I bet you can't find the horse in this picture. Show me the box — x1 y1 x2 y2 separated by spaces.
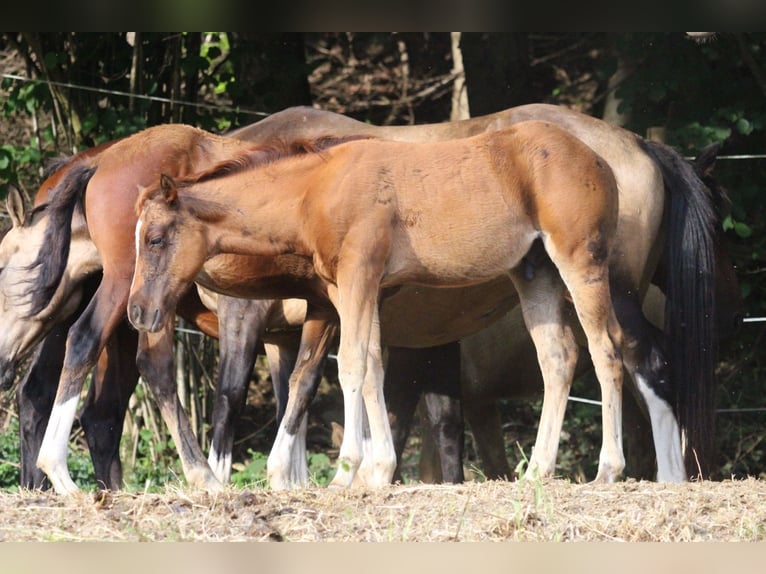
128 120 677 490
4 103 724 491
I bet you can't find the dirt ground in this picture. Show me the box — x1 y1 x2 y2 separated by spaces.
0 477 764 542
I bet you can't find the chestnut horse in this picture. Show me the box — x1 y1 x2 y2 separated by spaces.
0 128 329 494
128 121 643 488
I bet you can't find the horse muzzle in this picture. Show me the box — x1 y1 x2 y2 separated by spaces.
128 303 164 333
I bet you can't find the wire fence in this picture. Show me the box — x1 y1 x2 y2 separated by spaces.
2 71 765 415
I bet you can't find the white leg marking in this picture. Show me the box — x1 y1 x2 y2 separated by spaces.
635 376 687 483
290 415 308 485
208 446 232 484
37 395 80 495
267 423 302 490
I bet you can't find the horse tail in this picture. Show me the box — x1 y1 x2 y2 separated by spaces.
26 161 97 317
637 138 719 478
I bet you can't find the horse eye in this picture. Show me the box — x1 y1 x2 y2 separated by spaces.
148 235 165 248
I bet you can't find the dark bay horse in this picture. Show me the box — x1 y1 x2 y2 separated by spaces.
128 121 654 488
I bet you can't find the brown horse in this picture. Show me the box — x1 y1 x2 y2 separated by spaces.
127 121 638 488
1 177 308 489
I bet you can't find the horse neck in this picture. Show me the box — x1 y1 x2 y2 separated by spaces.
193 164 314 258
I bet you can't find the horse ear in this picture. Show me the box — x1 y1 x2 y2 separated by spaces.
5 184 26 228
159 173 178 205
694 141 723 179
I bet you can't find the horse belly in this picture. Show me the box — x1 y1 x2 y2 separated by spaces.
385 217 535 287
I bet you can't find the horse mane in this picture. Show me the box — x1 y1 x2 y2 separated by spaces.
179 134 373 188
42 154 74 180
24 162 97 317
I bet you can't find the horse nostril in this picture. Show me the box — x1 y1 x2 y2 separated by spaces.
151 308 161 332
129 303 142 325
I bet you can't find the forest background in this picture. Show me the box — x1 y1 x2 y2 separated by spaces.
0 32 764 490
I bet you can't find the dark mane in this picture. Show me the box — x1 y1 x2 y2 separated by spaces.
24 162 97 317
43 155 75 180
178 135 374 188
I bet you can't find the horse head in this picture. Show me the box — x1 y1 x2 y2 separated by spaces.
129 174 210 333
0 186 96 389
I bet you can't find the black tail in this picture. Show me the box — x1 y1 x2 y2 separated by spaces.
637 138 720 479
25 162 97 316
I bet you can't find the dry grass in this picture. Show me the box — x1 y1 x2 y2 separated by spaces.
1 477 764 542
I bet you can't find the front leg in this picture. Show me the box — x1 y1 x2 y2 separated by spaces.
37 281 128 495
136 319 221 492
354 304 396 487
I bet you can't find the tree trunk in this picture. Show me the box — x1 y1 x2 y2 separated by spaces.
601 36 635 127
450 32 470 121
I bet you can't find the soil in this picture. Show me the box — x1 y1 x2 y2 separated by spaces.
0 477 764 542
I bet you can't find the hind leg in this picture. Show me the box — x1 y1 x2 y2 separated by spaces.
552 263 626 483
37 281 130 495
612 288 685 482
267 307 338 489
18 322 72 490
509 265 580 480
207 296 269 484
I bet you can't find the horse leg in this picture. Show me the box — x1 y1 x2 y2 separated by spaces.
135 320 221 491
417 343 464 483
509 266 579 480
17 321 72 490
79 319 139 490
36 281 130 495
207 296 270 484
384 346 426 483
622 389 656 480
358 303 397 487
267 306 338 489
417 400 442 483
552 262 626 483
612 288 685 482
463 399 512 480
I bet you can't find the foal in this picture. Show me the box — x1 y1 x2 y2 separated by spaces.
128 121 628 488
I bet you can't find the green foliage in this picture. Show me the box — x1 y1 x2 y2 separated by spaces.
121 428 184 493
230 449 269 488
0 418 21 488
230 449 335 488
0 417 95 491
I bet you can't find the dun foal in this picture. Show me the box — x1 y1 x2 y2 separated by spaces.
128 121 630 488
